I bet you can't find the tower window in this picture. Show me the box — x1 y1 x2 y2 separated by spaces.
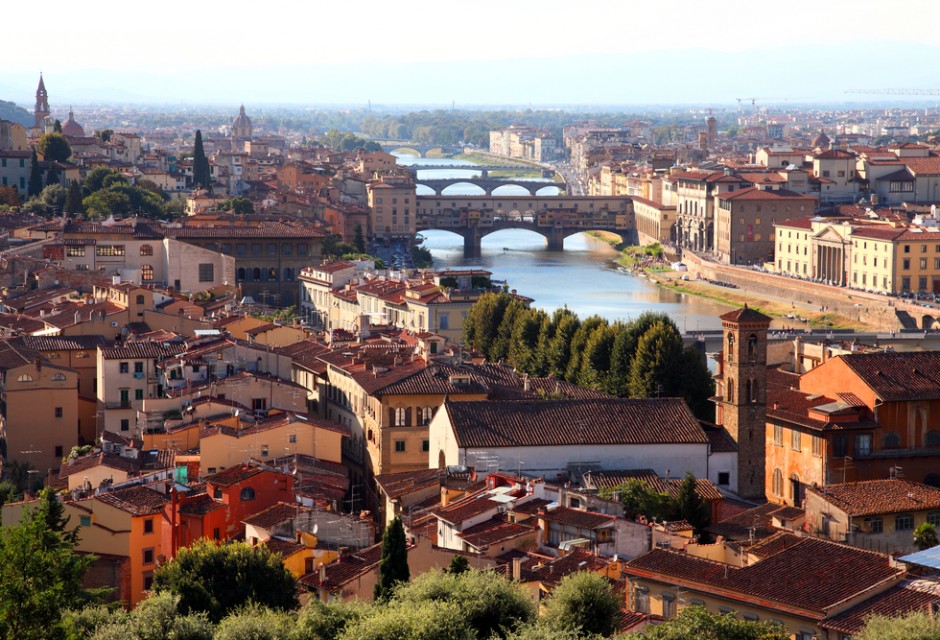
747 334 758 361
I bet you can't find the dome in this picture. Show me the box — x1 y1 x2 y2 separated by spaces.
812 131 830 148
61 108 85 137
232 105 252 131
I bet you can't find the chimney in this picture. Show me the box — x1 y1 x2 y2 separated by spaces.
318 563 327 582
512 556 522 581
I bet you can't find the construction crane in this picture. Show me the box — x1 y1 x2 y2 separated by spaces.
846 88 940 96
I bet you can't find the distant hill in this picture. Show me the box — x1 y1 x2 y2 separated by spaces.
0 100 32 127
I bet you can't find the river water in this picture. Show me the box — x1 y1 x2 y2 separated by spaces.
400 155 734 330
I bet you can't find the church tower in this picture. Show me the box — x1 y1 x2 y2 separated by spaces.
34 74 50 130
715 305 771 499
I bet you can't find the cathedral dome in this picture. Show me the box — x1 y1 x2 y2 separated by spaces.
232 105 252 135
61 108 85 137
812 131 831 149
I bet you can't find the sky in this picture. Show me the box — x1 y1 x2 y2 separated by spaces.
3 0 940 106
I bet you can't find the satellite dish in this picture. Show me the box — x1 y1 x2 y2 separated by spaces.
313 524 318 535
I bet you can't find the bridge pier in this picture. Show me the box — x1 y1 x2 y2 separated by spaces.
546 228 565 252
463 227 482 259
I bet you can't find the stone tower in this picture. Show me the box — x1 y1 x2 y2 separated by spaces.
715 305 771 499
34 74 50 130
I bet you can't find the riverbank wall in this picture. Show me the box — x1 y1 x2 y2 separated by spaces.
679 252 905 332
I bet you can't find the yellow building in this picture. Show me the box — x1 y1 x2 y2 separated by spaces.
367 175 417 241
632 196 675 246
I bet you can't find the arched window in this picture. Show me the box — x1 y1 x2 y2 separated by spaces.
926 431 940 447
727 333 735 362
141 265 154 281
790 473 802 504
726 378 734 403
882 432 901 449
748 334 758 361
252 268 261 281
746 380 752 404
140 244 153 256
240 487 255 501
51 373 66 381
751 380 759 403
17 374 33 382
237 268 246 280
772 468 783 496
268 267 278 281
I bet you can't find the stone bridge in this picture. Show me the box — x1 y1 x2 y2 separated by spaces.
379 141 461 157
416 177 566 196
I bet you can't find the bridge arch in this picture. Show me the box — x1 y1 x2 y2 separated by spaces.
390 147 422 157
923 315 936 330
438 182 487 196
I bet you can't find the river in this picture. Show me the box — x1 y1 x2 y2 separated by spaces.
399 154 735 330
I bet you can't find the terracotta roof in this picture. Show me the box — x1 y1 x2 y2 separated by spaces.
59 452 140 478
204 465 264 487
101 342 184 360
583 469 724 502
459 517 536 550
243 502 308 529
179 493 226 516
264 537 306 558
721 187 815 202
807 479 940 517
538 506 618 529
169 223 328 239
706 502 797 541
837 352 940 402
444 398 707 449
719 306 772 325
17 335 107 351
530 548 611 587
299 544 384 592
95 485 168 516
372 362 489 397
820 579 940 635
626 532 902 614
374 468 441 501
702 423 739 453
433 490 506 526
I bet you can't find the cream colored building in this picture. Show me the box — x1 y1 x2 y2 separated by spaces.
367 176 417 241
97 342 183 436
632 196 675 245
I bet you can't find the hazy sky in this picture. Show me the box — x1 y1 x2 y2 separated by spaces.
4 0 940 105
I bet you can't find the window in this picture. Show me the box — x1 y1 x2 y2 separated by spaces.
661 592 676 618
143 548 154 565
634 587 649 614
120 419 130 431
743 613 759 622
394 440 406 452
903 259 911 270
135 389 143 401
864 516 883 533
268 243 277 255
289 434 297 444
689 598 705 607
422 439 430 452
144 518 153 534
251 243 261 256
240 487 256 501
928 511 940 527
420 406 433 426
66 245 86 257
80 516 91 526
134 362 144 373
252 398 267 412
718 471 730 486
926 431 940 447
812 435 823 457
55 406 63 418
774 423 783 446
394 407 407 427
16 373 32 382
55 445 63 457
198 263 215 282
882 432 901 449
856 434 872 456
119 362 129 374
140 244 153 256
896 513 915 531
143 573 154 591
772 468 783 496
96 245 126 256
791 428 801 451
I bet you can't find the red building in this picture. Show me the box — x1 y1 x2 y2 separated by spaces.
163 464 296 558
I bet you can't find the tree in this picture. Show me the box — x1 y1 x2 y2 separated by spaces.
564 315 605 383
674 472 710 536
0 488 96 640
212 603 295 640
83 184 166 218
628 321 684 399
0 185 21 207
95 129 114 142
855 610 940 640
914 522 939 551
294 599 367 640
680 345 716 421
152 539 298 623
65 179 85 214
373 516 410 602
28 148 43 197
544 310 579 378
393 568 535 639
54 118 63 133
74 592 213 640
353 224 366 253
219 196 254 214
38 132 72 163
339 600 473 640
611 479 672 522
84 167 124 194
463 292 516 359
576 323 618 390
446 555 471 575
41 183 67 210
542 572 620 638
192 130 211 190
640 606 789 640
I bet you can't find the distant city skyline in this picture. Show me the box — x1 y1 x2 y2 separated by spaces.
3 0 940 106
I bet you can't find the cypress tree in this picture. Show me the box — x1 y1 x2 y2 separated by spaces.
27 149 43 198
373 516 409 602
53 119 62 133
193 130 211 190
353 224 366 253
675 472 710 537
64 180 84 215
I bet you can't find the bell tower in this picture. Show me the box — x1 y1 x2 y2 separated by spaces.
34 74 50 130
715 305 771 499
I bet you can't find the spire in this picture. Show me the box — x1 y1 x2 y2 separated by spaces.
239 104 246 115
37 73 46 93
